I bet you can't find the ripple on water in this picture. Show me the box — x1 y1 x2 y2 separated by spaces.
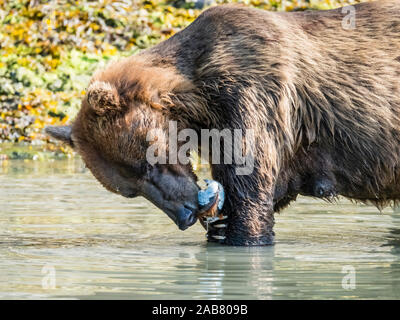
1 159 400 299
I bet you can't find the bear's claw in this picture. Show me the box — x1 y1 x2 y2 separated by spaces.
211 235 226 240
213 224 227 228
204 214 229 244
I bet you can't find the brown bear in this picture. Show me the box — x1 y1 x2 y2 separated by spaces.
47 1 400 246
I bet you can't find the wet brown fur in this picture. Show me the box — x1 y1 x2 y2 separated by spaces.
70 1 400 245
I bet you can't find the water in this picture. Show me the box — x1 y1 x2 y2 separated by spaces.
1 159 400 299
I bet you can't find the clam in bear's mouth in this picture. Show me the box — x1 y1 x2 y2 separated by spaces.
197 180 227 241
197 179 225 218
197 192 220 218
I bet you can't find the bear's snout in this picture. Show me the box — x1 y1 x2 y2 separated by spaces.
176 206 198 231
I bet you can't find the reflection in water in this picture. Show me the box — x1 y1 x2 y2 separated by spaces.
1 159 400 299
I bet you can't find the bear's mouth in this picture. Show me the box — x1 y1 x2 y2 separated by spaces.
162 204 198 230
139 179 199 231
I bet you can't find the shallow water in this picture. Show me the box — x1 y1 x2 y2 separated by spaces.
1 159 400 299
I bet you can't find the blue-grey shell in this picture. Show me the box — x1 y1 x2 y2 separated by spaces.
198 179 225 210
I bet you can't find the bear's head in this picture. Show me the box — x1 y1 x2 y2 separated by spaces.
46 57 201 231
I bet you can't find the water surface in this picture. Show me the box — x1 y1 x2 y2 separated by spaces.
1 159 400 299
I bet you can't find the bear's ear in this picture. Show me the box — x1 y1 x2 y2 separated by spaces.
86 81 121 116
45 125 74 147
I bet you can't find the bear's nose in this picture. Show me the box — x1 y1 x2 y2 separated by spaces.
177 206 197 231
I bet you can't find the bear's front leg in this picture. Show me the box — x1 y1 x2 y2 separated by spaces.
208 166 276 246
210 198 275 246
